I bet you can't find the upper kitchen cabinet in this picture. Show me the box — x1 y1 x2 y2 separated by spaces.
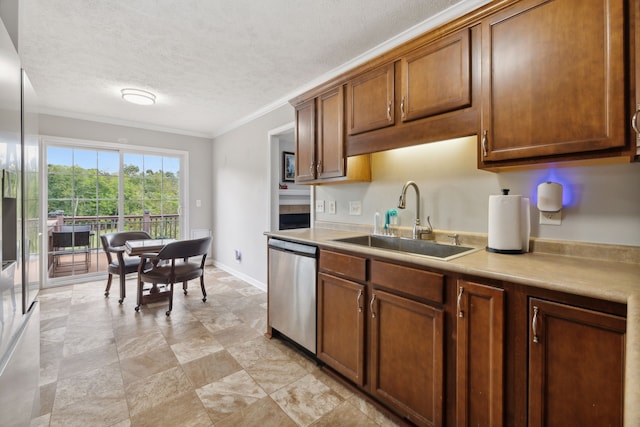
293 86 371 185
399 28 471 123
294 98 316 182
347 25 481 156
317 87 346 179
479 0 631 168
346 63 395 135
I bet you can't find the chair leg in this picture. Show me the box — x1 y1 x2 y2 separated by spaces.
183 281 188 295
135 278 144 312
166 282 174 316
118 274 126 304
104 274 113 297
200 276 207 303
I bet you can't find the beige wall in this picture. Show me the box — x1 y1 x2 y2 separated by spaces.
315 136 640 246
211 104 294 289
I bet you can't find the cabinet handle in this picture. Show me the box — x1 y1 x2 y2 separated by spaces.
532 306 540 343
457 286 464 318
316 161 322 175
400 96 405 119
309 162 314 175
370 294 376 318
632 104 640 136
357 289 363 313
482 130 488 157
386 101 392 122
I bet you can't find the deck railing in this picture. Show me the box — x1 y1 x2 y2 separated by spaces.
48 213 180 249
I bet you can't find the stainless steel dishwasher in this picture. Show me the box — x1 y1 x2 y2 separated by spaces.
268 238 317 353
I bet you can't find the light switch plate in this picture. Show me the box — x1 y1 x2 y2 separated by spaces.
349 200 362 216
315 200 325 213
327 200 336 214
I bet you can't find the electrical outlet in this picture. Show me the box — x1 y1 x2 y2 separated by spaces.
328 200 336 214
349 201 362 216
315 200 325 213
195 199 202 207
539 211 562 225
234 250 242 262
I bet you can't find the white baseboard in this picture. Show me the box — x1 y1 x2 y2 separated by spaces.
211 260 267 292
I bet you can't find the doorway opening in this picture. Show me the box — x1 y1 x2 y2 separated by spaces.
268 123 312 232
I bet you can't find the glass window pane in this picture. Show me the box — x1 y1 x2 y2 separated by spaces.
97 151 119 175
48 147 73 167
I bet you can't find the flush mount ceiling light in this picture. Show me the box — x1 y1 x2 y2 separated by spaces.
121 88 156 105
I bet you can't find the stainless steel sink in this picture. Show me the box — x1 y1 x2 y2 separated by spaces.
332 235 479 260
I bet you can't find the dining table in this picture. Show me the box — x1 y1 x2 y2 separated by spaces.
124 238 177 311
124 238 176 256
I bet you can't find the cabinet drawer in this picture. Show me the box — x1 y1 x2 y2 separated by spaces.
319 250 366 282
371 260 444 304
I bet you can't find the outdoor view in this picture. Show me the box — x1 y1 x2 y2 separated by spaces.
47 146 182 279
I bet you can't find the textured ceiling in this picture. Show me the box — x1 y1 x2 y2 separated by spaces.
18 0 484 138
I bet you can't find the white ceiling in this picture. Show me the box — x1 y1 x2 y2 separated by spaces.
18 0 485 139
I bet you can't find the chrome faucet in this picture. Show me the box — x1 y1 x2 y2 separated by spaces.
398 181 434 240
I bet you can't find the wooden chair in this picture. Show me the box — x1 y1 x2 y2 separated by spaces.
100 230 151 303
135 236 211 316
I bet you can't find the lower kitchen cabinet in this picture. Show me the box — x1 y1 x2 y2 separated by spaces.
528 298 626 427
370 289 444 427
317 272 366 386
314 247 627 426
456 280 504 427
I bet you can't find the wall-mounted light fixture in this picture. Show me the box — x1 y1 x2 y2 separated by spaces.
537 181 563 225
121 88 156 105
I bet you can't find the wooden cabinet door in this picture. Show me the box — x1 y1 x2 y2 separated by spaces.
480 0 626 163
400 28 471 122
317 86 345 179
528 298 626 427
346 63 395 135
456 280 504 427
369 289 443 427
294 98 316 182
317 272 366 386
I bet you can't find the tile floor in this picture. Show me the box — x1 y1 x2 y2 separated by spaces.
31 267 398 427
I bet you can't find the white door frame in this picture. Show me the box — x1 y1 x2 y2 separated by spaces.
267 122 313 232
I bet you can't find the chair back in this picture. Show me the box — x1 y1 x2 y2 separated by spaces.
100 231 152 264
156 237 211 260
52 230 90 248
60 224 91 233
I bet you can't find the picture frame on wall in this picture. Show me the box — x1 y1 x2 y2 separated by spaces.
283 152 295 182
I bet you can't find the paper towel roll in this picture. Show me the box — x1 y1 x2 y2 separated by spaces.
488 194 522 251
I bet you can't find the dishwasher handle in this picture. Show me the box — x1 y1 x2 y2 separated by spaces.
268 238 318 257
